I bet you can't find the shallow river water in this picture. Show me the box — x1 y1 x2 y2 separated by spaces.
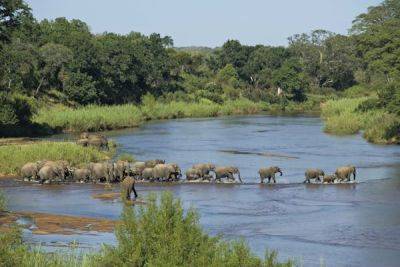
2 115 400 266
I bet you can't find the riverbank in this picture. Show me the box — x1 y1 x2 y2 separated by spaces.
321 97 400 144
32 98 321 133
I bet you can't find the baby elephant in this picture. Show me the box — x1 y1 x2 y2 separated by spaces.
258 166 283 183
121 176 138 201
323 174 336 184
304 168 325 183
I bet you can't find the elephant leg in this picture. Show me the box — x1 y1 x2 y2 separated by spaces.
267 176 271 183
272 174 276 183
260 177 264 184
132 185 138 199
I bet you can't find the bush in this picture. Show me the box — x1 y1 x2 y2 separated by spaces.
364 113 400 144
90 192 292 267
356 98 381 112
0 92 36 126
378 81 400 115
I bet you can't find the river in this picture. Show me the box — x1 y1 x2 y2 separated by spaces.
2 115 400 266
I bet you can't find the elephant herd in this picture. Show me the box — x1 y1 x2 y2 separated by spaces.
20 159 181 184
20 156 357 185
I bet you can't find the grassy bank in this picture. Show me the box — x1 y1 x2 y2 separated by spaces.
32 97 322 133
0 141 113 175
33 99 266 132
321 97 400 144
0 191 292 267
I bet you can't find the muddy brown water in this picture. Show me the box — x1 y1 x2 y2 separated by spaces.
2 115 400 266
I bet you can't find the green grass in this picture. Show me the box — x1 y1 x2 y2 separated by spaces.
33 104 143 132
33 99 267 133
321 97 400 144
0 192 292 267
0 141 112 175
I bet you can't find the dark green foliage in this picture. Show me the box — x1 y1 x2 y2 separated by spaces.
356 98 381 112
64 71 98 104
0 92 35 125
378 81 400 115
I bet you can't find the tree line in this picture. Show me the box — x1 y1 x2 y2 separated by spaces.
0 0 399 126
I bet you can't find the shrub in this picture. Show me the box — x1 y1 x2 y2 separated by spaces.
90 192 292 267
0 92 36 126
364 113 400 144
356 98 381 112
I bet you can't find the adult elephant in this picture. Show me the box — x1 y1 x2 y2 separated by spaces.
145 159 165 168
192 163 215 179
185 168 203 181
88 162 115 183
87 135 108 150
20 161 46 181
215 166 242 183
114 160 130 182
335 166 356 182
76 138 89 147
121 177 138 201
141 167 154 181
128 161 146 178
152 163 181 182
72 168 91 183
42 160 71 182
304 168 325 183
258 166 283 183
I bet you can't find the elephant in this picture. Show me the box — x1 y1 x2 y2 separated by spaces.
77 133 108 150
192 163 216 179
185 168 203 181
128 161 146 178
38 165 58 184
141 167 154 181
21 161 47 181
335 165 356 182
304 168 325 183
168 163 182 181
87 135 109 150
152 163 181 182
72 168 91 183
41 160 71 182
258 166 282 184
76 138 89 147
114 160 130 182
88 162 115 183
215 166 242 183
145 159 165 168
121 177 138 201
323 174 336 184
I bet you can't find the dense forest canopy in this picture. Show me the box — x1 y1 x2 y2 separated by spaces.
0 0 399 126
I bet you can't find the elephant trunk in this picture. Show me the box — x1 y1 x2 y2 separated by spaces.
279 171 283 176
237 171 243 183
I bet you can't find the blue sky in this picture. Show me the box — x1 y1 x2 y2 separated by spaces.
26 0 382 47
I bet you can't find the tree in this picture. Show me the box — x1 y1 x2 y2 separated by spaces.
36 43 73 95
272 60 308 102
64 71 98 104
0 0 31 43
351 0 400 82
